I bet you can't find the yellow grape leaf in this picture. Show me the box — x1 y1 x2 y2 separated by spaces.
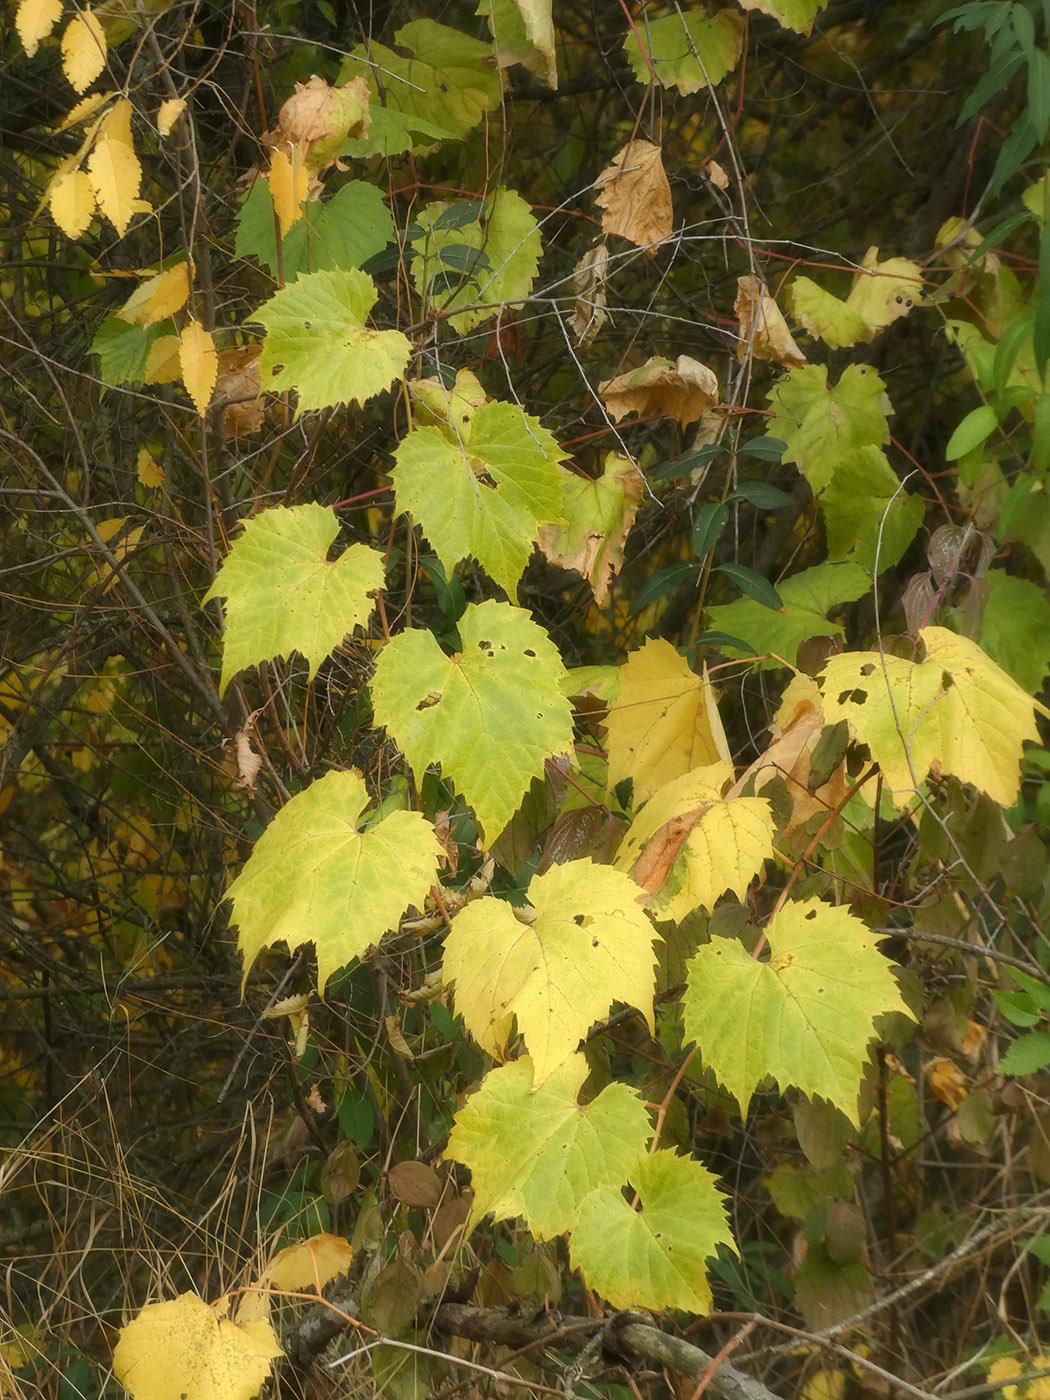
845 247 923 332
538 453 644 607
735 275 806 369
267 145 309 236
599 355 718 427
179 322 218 416
593 139 672 252
112 1292 282 1400
136 447 165 489
87 98 143 235
48 165 95 238
443 858 657 1084
261 1233 353 1292
615 764 774 921
61 10 106 93
605 638 730 802
16 0 63 57
119 262 191 326
144 334 182 385
820 626 1048 808
157 97 186 135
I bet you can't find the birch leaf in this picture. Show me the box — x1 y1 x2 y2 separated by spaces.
62 9 106 93
48 166 95 239
16 0 63 57
87 98 143 235
119 263 191 327
179 322 218 417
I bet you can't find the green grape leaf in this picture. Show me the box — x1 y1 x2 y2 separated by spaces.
615 764 774 921
445 1054 651 1238
339 19 502 151
537 453 644 607
391 400 566 597
706 562 871 668
737 0 828 36
224 770 442 993
91 313 166 387
820 626 1048 807
370 599 573 844
820 446 925 572
570 1150 734 1313
478 0 558 88
235 180 395 279
409 188 542 332
683 897 913 1122
443 859 657 1083
768 364 889 492
202 504 384 695
624 10 744 94
789 276 870 349
971 569 1050 692
255 268 410 412
791 253 922 350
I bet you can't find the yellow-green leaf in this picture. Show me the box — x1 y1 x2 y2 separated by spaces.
371 600 573 845
16 0 63 57
202 503 385 695
119 262 191 326
570 1151 734 1313
48 165 95 238
144 333 182 386
179 321 218 416
820 627 1048 808
224 769 442 993
443 858 657 1083
478 0 557 88
446 1055 651 1238
61 9 106 93
157 96 186 135
112 1292 283 1400
624 9 743 94
87 98 142 235
736 0 828 36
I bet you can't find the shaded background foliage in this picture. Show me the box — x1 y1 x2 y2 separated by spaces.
2 1 1050 1398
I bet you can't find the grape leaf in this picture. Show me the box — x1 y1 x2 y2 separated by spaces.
791 251 922 350
254 269 410 412
736 0 828 36
605 638 731 802
391 400 566 597
442 858 657 1083
203 504 384 695
789 277 870 349
615 763 774 920
224 769 441 993
338 19 501 156
820 446 924 572
90 314 166 387
706 561 871 669
570 1150 734 1313
683 897 913 1122
820 626 1047 807
445 1054 651 1238
409 188 542 333
768 363 889 492
478 0 558 88
235 180 395 280
370 599 574 844
624 10 744 94
113 1292 283 1400
971 569 1050 692
538 454 644 606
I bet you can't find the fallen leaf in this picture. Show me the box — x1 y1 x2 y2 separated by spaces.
735 274 807 369
599 354 718 427
594 140 673 253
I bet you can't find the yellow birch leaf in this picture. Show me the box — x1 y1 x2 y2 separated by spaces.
118 262 191 326
605 637 731 802
61 9 106 93
87 98 142 235
16 0 63 57
268 145 308 236
144 334 182 385
55 89 114 130
48 166 95 238
137 447 165 489
157 96 186 136
179 323 219 416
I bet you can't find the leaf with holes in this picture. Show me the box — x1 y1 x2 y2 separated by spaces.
624 9 744 93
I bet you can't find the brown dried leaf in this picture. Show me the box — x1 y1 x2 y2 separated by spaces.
599 354 718 427
570 241 610 347
593 140 673 253
270 74 370 172
703 159 730 191
215 344 264 439
387 1160 442 1208
735 275 807 369
926 1056 968 1112
631 806 707 894
234 723 263 792
537 452 644 606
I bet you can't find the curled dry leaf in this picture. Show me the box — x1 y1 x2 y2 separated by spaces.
233 723 263 792
703 159 730 191
735 275 807 369
215 344 264 438
593 140 673 253
537 452 644 606
268 74 371 173
599 354 719 427
570 241 610 347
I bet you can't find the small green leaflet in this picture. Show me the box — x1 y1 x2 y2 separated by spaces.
235 180 395 279
445 1054 651 1238
682 897 913 1123
569 1150 735 1314
442 858 657 1084
203 504 384 695
624 10 744 94
391 399 565 597
255 268 410 412
409 188 542 333
768 363 889 492
370 599 573 844
224 770 442 994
